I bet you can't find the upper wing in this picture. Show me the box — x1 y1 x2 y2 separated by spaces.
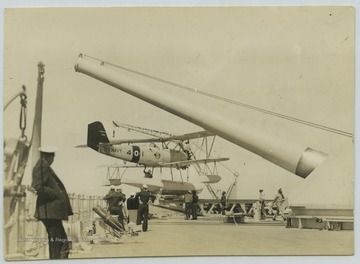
159 157 229 168
102 129 215 146
100 138 164 145
162 131 215 141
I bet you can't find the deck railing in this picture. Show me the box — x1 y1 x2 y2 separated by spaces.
4 188 105 260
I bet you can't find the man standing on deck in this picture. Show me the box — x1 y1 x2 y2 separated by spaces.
184 190 193 220
136 184 155 227
272 188 286 221
31 147 73 259
126 192 139 224
259 189 266 220
220 191 227 215
104 185 116 205
104 185 126 229
116 187 127 228
191 190 199 220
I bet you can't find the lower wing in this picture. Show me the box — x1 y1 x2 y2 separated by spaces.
159 157 229 168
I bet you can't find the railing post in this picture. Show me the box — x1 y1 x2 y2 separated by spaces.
17 187 27 256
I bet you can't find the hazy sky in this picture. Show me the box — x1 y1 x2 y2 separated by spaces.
2 6 355 203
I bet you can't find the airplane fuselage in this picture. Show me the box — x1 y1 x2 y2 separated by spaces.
98 143 188 167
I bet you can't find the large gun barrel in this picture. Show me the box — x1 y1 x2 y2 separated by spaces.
75 55 327 178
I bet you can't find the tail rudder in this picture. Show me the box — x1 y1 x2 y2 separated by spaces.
88 121 110 151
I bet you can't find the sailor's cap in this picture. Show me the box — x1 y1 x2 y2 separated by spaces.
130 192 136 196
39 146 57 153
142 184 148 189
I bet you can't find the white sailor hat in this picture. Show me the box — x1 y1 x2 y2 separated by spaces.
39 146 57 153
130 192 136 196
142 184 148 189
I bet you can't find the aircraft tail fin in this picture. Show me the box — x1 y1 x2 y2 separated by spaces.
88 121 110 151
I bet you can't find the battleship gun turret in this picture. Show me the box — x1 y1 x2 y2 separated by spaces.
74 55 327 179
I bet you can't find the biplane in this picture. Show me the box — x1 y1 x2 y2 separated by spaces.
79 121 228 180
76 121 230 198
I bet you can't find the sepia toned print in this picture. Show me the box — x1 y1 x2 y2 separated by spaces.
3 6 354 261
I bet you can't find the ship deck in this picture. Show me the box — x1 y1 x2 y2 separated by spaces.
69 206 354 259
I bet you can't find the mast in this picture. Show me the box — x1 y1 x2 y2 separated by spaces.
31 62 45 163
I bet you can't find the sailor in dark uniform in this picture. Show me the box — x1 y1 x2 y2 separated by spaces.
104 185 126 229
191 190 199 220
31 146 73 259
135 184 155 226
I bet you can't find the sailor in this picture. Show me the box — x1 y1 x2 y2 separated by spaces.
126 192 139 224
104 185 116 200
103 185 116 211
191 190 199 220
135 184 155 226
116 187 127 226
272 188 286 221
184 190 193 220
104 185 126 229
31 146 73 259
220 191 227 215
259 189 266 220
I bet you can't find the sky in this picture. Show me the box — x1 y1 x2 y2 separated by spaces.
1 1 359 264
2 5 355 202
